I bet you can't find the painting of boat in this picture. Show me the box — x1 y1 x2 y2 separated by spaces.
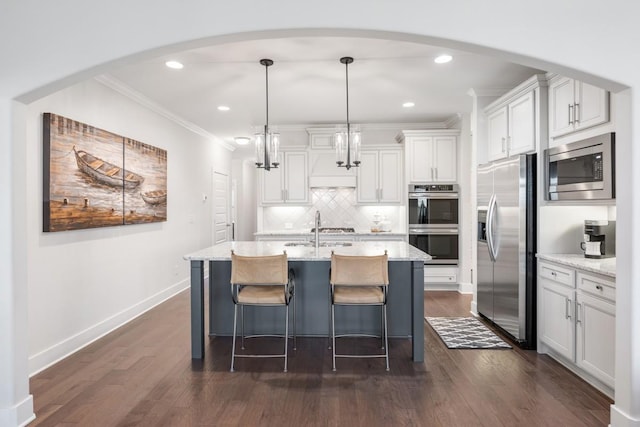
43 113 167 232
141 190 167 205
73 146 144 189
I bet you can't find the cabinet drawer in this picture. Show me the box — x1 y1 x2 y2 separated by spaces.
577 272 615 302
539 262 574 287
424 267 457 284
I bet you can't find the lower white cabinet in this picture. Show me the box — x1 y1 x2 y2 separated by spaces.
538 260 615 392
424 266 457 285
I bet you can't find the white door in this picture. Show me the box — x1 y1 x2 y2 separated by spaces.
575 81 609 131
539 279 575 361
357 151 379 203
378 150 402 203
508 91 535 156
433 136 457 182
487 107 508 161
407 137 433 183
213 171 230 244
549 77 575 137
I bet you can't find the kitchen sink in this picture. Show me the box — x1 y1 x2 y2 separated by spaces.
284 241 353 247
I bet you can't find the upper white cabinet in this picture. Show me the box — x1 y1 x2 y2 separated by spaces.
548 75 609 138
399 130 459 184
260 151 308 205
357 149 403 204
484 75 545 162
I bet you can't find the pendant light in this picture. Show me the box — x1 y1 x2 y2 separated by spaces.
335 56 361 170
255 58 280 171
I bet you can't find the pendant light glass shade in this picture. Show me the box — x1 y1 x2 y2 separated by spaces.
255 59 280 171
335 56 361 170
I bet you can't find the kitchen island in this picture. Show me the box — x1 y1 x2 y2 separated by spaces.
184 241 430 363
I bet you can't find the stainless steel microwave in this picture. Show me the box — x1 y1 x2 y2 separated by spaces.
545 132 615 200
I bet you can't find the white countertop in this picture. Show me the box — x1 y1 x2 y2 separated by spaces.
537 254 616 278
184 241 430 262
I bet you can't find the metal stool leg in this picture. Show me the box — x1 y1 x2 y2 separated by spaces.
331 303 336 371
231 304 238 372
284 305 289 372
241 305 245 350
384 304 389 371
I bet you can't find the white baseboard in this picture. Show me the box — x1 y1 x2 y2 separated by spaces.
28 278 192 376
470 300 478 316
610 404 640 427
424 282 458 291
0 395 34 427
458 281 473 294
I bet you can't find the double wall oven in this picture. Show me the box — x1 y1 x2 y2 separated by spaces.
408 184 459 265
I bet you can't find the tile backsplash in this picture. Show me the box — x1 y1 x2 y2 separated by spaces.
261 188 404 232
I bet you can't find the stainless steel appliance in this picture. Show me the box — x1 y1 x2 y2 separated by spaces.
409 184 459 265
581 220 616 258
546 132 615 200
477 154 536 348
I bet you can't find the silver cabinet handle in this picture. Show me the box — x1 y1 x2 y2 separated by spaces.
565 298 572 319
576 302 582 324
574 103 580 123
569 104 574 125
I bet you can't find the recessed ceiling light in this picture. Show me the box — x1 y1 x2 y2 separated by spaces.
165 60 184 69
234 137 250 145
217 106 230 112
434 54 453 64
403 102 415 108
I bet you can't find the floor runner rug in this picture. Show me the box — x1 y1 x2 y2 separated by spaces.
425 316 512 349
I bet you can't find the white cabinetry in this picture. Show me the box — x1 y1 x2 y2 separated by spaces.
548 75 609 138
260 151 308 205
357 149 402 204
484 75 544 162
399 130 458 184
538 260 615 393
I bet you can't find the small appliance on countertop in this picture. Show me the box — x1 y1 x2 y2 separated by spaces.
581 220 616 259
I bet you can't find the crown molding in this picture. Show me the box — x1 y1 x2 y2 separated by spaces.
94 74 235 152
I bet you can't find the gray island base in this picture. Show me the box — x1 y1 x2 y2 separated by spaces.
184 241 430 363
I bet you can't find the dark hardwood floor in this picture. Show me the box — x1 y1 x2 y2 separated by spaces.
29 291 612 426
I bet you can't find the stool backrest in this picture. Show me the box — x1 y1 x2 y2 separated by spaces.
330 252 389 286
230 251 288 285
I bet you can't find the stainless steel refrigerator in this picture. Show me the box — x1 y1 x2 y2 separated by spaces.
477 153 536 348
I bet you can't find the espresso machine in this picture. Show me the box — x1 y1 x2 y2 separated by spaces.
581 220 616 258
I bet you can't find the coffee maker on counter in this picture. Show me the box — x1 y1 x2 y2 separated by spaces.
581 220 616 259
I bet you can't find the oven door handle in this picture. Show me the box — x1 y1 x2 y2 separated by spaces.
409 192 458 199
409 228 458 234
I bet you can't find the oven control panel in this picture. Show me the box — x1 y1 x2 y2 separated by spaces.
409 184 458 192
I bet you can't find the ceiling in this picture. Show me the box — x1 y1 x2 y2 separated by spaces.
106 36 543 154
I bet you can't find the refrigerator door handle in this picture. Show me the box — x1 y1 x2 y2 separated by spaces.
486 194 497 262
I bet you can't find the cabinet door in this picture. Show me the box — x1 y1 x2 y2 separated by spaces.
574 81 609 131
260 167 284 204
539 279 575 361
284 152 308 203
508 91 535 156
378 150 402 203
487 107 508 161
433 136 457 182
407 137 433 183
576 291 616 388
549 77 576 138
357 151 380 203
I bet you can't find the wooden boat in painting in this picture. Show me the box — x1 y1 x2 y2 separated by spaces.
73 146 144 189
141 190 167 205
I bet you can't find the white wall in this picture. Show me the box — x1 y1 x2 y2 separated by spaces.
25 79 230 374
457 114 473 293
2 2 640 426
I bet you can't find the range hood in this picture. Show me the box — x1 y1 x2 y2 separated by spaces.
309 152 357 187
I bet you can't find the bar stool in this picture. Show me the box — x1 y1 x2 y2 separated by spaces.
230 250 295 372
329 250 390 371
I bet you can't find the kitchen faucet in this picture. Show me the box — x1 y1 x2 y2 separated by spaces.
314 210 321 249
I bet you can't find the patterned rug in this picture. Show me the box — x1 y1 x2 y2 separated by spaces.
425 317 512 349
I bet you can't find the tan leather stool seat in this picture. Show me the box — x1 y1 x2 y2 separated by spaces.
333 286 384 304
237 285 287 305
